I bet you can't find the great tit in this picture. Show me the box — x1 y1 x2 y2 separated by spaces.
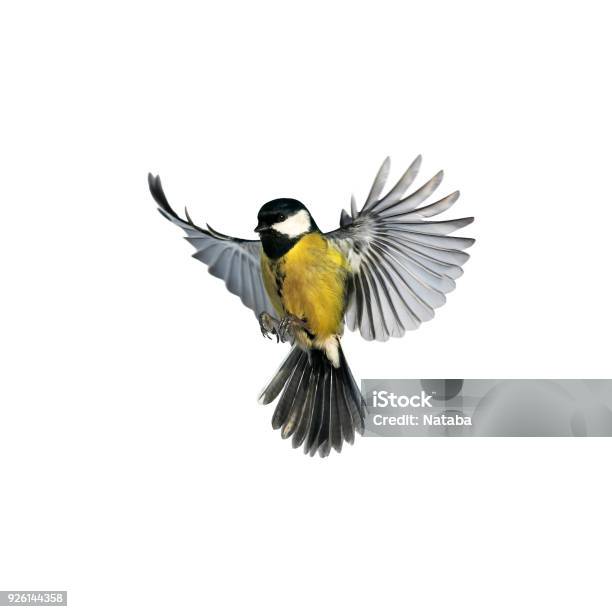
149 156 474 457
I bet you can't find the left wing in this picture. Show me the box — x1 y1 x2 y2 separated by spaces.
327 156 475 341
149 173 274 318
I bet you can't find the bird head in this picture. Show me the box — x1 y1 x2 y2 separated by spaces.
254 198 317 238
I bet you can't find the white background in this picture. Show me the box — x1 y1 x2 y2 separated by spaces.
1 1 611 610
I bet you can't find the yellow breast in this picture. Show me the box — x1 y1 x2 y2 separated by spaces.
261 233 349 341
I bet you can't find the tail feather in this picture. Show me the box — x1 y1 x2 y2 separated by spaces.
305 360 328 456
338 349 366 435
260 344 366 456
290 369 316 449
329 368 344 452
317 368 333 457
332 367 354 446
271 351 307 431
258 348 301 405
279 354 309 439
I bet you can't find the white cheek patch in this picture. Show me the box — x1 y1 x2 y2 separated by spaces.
272 209 311 238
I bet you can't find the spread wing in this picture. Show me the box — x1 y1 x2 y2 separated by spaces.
327 156 475 341
149 173 274 317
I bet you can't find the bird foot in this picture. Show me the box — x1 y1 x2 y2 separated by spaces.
258 312 308 343
277 314 309 343
259 312 281 342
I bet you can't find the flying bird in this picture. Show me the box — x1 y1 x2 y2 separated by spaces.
149 156 474 456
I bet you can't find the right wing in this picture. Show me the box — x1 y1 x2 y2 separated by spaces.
327 156 475 341
149 173 274 318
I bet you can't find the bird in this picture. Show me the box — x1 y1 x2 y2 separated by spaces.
148 155 475 457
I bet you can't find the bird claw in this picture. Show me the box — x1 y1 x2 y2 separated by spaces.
258 312 308 344
278 317 291 342
278 314 308 343
259 312 280 342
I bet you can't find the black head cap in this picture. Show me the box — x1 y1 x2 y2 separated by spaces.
255 198 317 233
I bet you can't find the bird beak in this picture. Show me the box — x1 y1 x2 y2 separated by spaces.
254 221 269 233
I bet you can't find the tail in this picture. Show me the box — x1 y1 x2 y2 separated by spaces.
258 344 366 457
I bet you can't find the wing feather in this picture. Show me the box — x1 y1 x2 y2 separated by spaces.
149 173 274 318
327 156 474 341
375 154 422 210
363 157 391 212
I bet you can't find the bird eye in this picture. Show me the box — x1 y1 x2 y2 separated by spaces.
278 214 286 222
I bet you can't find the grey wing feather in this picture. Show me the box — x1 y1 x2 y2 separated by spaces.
148 173 274 317
327 156 475 341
